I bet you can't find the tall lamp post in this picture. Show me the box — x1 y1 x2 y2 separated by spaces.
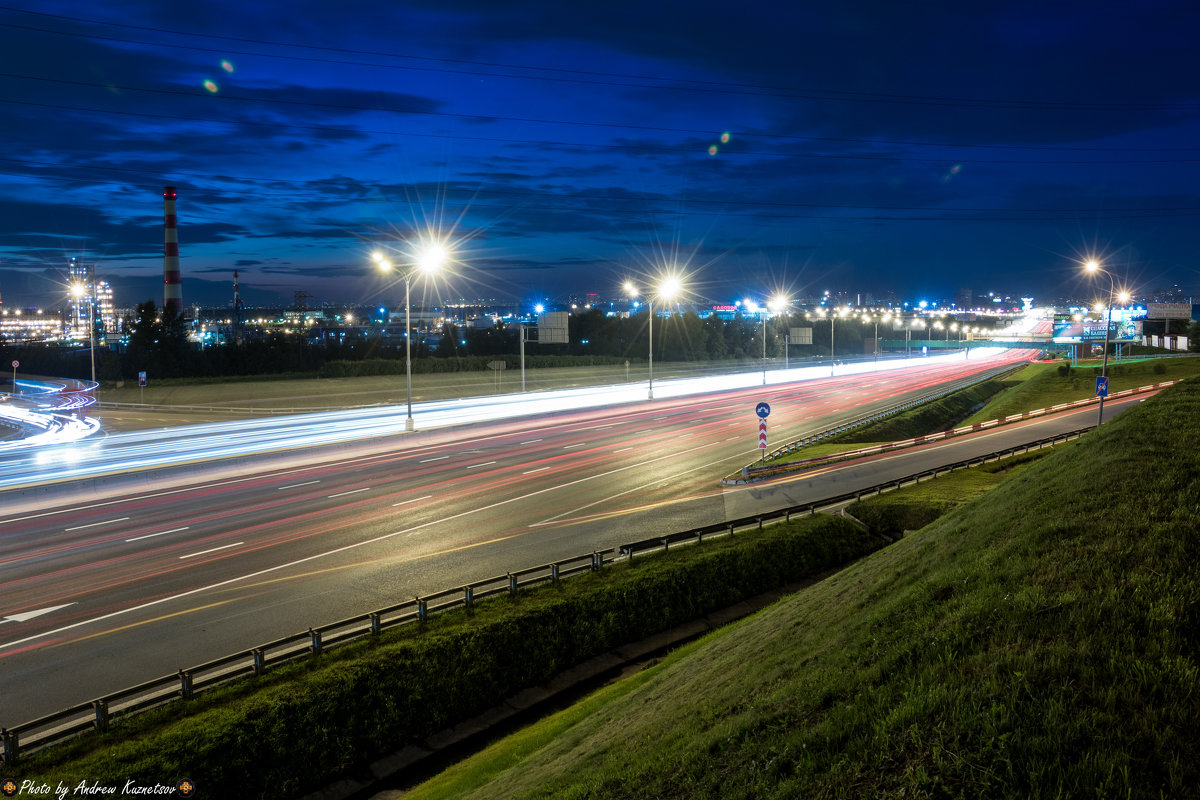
1084 259 1130 426
374 242 447 431
762 295 788 385
70 283 95 384
626 276 680 400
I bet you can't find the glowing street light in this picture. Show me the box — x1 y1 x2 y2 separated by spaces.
1082 258 1129 426
70 282 95 384
626 275 682 400
760 295 789 385
373 238 449 431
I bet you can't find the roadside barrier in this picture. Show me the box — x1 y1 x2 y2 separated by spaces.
0 424 1091 764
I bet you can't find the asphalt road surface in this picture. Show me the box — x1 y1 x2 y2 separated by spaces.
1 350 1108 725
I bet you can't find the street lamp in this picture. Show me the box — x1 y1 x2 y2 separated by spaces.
627 276 680 400
373 241 448 431
1083 259 1130 426
70 283 95 384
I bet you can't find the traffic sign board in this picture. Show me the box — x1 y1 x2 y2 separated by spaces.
10 361 17 368
1095 376 1109 397
758 419 767 449
138 371 147 387
755 402 771 418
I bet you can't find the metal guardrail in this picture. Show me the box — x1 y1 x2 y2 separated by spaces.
760 364 1023 463
0 423 1092 764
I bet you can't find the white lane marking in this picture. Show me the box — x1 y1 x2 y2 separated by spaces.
562 443 587 449
393 495 432 507
467 461 497 469
653 415 669 420
0 604 76 624
126 526 189 543
65 517 130 532
419 456 449 463
179 542 244 560
520 439 543 445
613 447 633 453
328 487 370 499
523 467 550 474
0 441 750 652
278 480 320 490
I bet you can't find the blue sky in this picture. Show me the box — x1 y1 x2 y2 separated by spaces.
1 0 1198 310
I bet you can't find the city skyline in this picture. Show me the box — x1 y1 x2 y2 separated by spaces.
2 1 1198 310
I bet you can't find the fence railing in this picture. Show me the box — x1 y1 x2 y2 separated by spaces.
1 423 1092 765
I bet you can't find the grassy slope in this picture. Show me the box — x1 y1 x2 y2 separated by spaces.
408 379 1200 799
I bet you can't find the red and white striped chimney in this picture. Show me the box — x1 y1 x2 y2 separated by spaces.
163 186 182 314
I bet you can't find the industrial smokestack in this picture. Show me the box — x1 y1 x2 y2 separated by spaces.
163 186 182 314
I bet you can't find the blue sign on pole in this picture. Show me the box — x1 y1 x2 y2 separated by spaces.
138 371 147 387
755 402 771 418
1095 376 1108 397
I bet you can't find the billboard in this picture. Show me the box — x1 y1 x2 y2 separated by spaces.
1051 309 1143 344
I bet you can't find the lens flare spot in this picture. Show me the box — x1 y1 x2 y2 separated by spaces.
203 80 219 93
950 164 961 174
220 60 234 73
708 145 718 156
720 132 731 144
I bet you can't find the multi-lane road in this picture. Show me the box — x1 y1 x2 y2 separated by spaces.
0 349 1114 724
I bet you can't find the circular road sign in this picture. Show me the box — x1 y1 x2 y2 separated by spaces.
10 361 17 368
755 402 771 418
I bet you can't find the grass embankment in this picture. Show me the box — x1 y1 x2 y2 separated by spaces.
405 377 1200 800
767 355 1200 469
961 356 1199 424
4 517 881 798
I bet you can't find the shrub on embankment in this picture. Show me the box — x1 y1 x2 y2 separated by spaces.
6 517 881 798
834 377 1009 444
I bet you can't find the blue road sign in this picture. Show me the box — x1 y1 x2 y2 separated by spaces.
755 402 771 418
138 371 147 387
1095 376 1109 397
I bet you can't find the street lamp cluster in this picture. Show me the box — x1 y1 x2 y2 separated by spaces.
624 275 683 399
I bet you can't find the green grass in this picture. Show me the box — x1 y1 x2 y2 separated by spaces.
403 378 1200 800
963 355 1200 424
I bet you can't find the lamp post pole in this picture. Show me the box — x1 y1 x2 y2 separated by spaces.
1098 301 1113 426
404 273 414 431
830 311 835 376
648 298 655 401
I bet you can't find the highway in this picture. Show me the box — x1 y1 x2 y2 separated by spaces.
0 349 1083 724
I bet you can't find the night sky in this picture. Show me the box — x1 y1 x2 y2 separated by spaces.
1 1 1197 310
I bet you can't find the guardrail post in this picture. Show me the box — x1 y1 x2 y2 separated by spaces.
2 728 18 763
179 669 193 700
661 538 669 552
551 562 560 583
591 551 602 571
309 628 322 656
463 585 474 609
416 596 427 623
369 613 381 635
508 573 518 593
757 516 763 531
252 648 266 675
696 530 704 544
92 699 109 732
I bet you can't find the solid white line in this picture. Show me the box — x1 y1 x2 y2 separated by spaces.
467 461 496 469
126 526 189 542
278 480 320 490
520 439 543 445
179 542 244 560
419 456 449 463
392 495 432 507
613 447 633 453
65 517 129 532
523 467 550 474
328 487 370 498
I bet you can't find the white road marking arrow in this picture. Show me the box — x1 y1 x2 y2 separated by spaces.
1 603 76 623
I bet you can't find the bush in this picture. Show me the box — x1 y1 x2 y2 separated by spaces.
1154 362 1167 374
